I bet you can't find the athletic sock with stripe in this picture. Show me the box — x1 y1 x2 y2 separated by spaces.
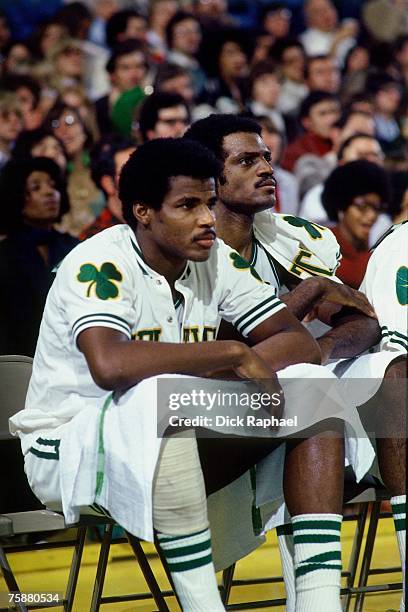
276 523 296 612
292 513 342 612
391 495 406 612
156 527 224 611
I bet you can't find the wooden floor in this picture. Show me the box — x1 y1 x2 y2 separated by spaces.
1 516 402 611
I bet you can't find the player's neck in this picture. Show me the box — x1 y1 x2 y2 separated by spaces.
135 229 187 285
216 205 254 261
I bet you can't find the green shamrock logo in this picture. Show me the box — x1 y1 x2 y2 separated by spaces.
230 252 262 281
77 262 123 300
283 215 324 240
395 266 408 306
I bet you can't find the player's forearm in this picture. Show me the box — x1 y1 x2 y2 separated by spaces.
253 329 322 371
78 327 249 390
317 315 381 364
281 277 325 321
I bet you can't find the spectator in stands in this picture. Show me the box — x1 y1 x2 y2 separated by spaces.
199 28 250 114
192 0 236 32
300 0 358 65
0 157 77 356
248 59 285 134
272 38 308 116
138 92 190 142
42 102 104 237
370 74 404 158
340 44 370 102
54 2 91 42
59 85 100 141
88 0 119 49
300 133 390 247
13 126 68 173
256 115 299 215
106 9 148 50
305 54 341 94
166 11 206 98
259 3 292 43
28 19 67 60
322 160 390 287
146 0 178 61
294 109 375 197
94 40 147 136
153 63 195 105
281 90 340 172
80 135 135 240
0 93 23 169
0 74 42 129
1 41 33 75
46 37 85 93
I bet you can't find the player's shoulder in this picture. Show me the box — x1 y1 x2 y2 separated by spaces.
371 221 407 253
58 225 132 271
253 210 341 280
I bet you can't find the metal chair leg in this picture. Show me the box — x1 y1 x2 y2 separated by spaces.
0 546 28 612
354 501 381 612
64 525 87 612
342 505 369 612
221 564 236 604
90 523 114 612
126 531 170 612
154 535 181 609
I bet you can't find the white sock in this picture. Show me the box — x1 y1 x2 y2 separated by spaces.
157 527 225 611
292 513 342 612
277 524 296 612
391 495 406 612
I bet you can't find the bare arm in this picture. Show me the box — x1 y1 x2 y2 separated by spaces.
248 307 322 370
280 276 376 321
78 327 256 391
316 310 381 364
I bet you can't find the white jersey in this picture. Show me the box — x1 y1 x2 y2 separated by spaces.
10 224 285 438
253 210 341 282
360 221 407 354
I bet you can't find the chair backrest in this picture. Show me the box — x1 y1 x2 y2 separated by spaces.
0 355 33 440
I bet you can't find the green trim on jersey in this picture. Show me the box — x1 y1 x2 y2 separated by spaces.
29 437 61 460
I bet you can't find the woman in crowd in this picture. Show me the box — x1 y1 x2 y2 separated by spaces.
13 126 68 172
0 157 78 356
322 159 391 288
42 101 104 236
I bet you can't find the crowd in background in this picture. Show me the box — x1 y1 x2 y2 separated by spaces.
0 0 407 357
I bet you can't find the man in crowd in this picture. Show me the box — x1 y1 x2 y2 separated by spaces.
281 91 340 172
80 135 136 239
138 91 190 141
94 40 147 136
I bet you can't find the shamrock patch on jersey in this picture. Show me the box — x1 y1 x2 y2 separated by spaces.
396 266 408 306
282 215 325 240
77 262 123 300
230 251 262 281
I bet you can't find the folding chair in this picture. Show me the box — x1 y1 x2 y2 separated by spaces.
0 355 174 612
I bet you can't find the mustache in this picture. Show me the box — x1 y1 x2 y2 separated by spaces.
195 229 216 240
255 176 276 189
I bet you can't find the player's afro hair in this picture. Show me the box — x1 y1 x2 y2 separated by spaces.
119 138 221 229
321 160 391 222
184 114 262 160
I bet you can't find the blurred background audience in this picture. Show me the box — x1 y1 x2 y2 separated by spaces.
0 0 406 355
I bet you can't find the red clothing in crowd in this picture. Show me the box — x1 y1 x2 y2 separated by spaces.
331 226 371 289
281 132 333 172
80 208 120 240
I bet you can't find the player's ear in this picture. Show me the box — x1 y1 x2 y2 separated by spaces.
133 202 152 226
